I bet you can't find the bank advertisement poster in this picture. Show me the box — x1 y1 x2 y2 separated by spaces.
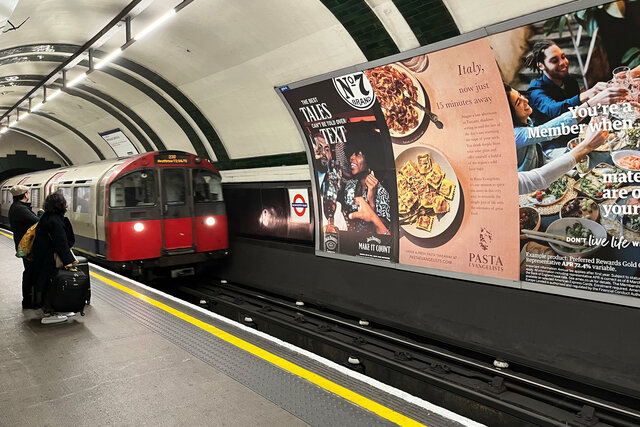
282 0 640 303
490 0 640 298
282 78 398 262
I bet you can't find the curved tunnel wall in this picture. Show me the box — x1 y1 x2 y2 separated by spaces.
0 130 65 168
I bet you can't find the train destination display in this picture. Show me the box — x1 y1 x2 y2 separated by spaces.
282 0 640 305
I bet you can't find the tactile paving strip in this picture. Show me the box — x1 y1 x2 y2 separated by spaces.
91 273 468 427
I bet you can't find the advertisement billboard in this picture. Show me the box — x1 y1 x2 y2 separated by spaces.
280 0 640 305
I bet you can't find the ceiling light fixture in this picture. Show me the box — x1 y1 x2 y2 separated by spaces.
95 48 122 70
134 9 176 41
47 89 62 100
0 1 195 127
31 101 43 112
66 72 87 88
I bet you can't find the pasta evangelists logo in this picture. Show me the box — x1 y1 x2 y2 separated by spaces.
469 227 504 271
332 72 375 110
479 227 493 251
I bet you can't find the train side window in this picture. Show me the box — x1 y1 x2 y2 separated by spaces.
73 186 91 214
30 188 40 210
110 169 156 208
58 187 72 207
192 169 223 203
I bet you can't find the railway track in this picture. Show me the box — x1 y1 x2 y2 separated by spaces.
166 278 640 426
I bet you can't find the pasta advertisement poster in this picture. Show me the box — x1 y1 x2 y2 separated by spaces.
281 0 640 304
376 39 519 280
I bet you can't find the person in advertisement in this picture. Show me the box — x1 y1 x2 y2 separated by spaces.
313 133 347 232
525 40 611 125
341 131 391 235
524 40 632 159
505 83 628 171
518 124 609 194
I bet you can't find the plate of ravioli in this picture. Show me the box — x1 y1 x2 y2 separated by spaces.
395 145 460 238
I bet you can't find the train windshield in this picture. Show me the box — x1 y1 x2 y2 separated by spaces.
109 169 156 207
193 169 223 203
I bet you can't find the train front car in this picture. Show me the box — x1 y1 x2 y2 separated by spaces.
106 151 228 279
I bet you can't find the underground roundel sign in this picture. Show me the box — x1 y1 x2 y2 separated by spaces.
288 189 310 223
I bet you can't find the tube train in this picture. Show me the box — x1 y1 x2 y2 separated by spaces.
0 151 228 279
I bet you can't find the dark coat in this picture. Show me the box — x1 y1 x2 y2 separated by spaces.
32 212 76 292
526 74 581 125
8 200 39 251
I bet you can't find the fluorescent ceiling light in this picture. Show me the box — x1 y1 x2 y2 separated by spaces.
31 101 43 112
95 48 122 70
0 127 8 134
66 72 87 88
8 120 17 127
135 9 175 41
19 111 29 120
47 89 62 100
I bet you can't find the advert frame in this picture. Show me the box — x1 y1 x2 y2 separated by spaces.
275 0 640 309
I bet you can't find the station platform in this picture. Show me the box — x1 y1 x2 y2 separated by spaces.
0 230 482 427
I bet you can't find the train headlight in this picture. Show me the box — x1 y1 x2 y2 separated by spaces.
133 222 145 232
205 217 215 226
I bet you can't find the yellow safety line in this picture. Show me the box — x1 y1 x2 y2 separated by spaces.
1 231 13 239
90 271 426 427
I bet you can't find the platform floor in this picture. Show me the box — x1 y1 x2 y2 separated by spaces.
0 231 482 427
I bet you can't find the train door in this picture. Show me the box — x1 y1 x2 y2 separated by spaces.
96 165 121 256
45 172 66 197
160 168 194 251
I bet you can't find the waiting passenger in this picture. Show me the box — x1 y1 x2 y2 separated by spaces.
8 185 39 309
32 191 77 324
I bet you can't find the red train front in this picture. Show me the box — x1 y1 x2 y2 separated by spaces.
0 151 228 279
104 151 228 278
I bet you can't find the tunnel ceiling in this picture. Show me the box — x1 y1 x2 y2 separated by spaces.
0 0 569 180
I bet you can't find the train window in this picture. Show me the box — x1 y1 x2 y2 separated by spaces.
30 188 40 210
97 187 105 216
110 169 156 208
58 187 72 207
192 169 223 203
73 186 91 214
163 169 186 205
98 164 122 216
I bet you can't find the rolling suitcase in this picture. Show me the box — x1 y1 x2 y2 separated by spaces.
50 267 89 315
75 255 91 305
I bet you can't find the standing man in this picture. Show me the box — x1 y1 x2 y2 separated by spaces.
8 185 39 308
